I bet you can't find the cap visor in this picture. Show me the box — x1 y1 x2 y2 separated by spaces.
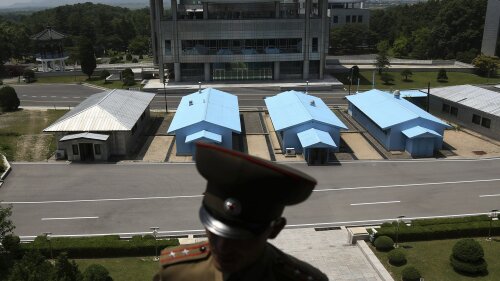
199 206 257 240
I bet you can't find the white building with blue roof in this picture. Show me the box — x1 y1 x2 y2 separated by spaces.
346 89 450 157
265 90 347 164
167 88 241 156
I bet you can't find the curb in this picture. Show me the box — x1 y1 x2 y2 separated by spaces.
357 240 395 281
0 154 12 184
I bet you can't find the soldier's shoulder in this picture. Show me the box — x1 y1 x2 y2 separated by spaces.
159 241 210 268
270 245 328 281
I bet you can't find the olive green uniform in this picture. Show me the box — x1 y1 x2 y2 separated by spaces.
154 241 328 281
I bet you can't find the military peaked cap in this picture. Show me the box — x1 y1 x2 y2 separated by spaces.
196 142 317 239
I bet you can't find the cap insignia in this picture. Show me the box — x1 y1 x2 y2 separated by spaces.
224 198 242 216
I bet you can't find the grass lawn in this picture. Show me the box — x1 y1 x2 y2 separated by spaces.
74 257 159 281
34 75 138 90
370 237 500 281
0 109 68 161
334 70 500 91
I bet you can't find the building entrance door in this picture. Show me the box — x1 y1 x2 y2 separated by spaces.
79 143 95 161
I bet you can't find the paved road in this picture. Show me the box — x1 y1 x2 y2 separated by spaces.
12 84 348 110
1 158 499 238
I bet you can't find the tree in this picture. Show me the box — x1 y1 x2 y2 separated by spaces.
79 38 97 79
0 86 20 112
401 69 413 81
392 36 410 58
121 68 135 86
380 72 395 85
375 50 390 74
2 235 22 259
437 68 448 81
7 251 54 281
99 70 110 80
128 36 150 56
472 54 500 76
54 253 83 281
351 65 360 83
83 264 113 281
23 69 35 83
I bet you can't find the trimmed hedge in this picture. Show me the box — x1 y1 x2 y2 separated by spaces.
450 239 488 275
412 215 491 226
450 255 488 275
374 236 394 252
375 218 500 242
388 249 406 266
402 266 421 281
21 235 179 259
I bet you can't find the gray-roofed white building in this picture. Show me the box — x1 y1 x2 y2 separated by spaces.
428 85 500 141
44 89 156 161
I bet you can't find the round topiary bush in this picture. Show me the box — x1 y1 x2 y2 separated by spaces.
126 53 133 61
374 236 394 252
131 58 138 63
0 86 20 112
450 239 487 275
401 266 421 281
83 264 113 281
388 249 407 266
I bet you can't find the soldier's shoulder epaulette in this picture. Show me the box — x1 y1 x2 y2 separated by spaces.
271 247 328 281
159 241 210 268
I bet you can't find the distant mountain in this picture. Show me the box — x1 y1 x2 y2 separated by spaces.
0 0 150 10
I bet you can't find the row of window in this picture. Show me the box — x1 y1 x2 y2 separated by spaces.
72 144 101 156
442 103 458 117
332 15 363 24
472 114 491 129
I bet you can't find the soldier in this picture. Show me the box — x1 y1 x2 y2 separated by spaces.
154 142 328 281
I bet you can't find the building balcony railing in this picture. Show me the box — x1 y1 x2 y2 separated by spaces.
35 52 69 59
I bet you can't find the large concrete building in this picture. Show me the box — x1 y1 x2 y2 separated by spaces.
481 0 500 56
150 0 330 82
328 0 369 28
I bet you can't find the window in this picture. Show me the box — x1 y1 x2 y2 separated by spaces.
442 103 450 113
450 106 458 117
333 16 338 23
352 15 357 23
472 114 481 124
346 15 351 23
312 38 318 53
94 144 101 155
481 118 491 128
358 15 363 23
164 40 172 56
72 144 79 155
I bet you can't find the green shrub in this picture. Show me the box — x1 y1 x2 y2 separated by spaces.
0 86 20 112
381 222 393 228
138 54 143 59
450 239 488 275
402 266 421 281
388 249 406 266
374 236 394 251
131 58 138 63
99 70 110 80
126 53 132 61
2 234 22 259
83 264 112 281
412 215 490 226
23 69 35 83
109 57 122 64
21 235 179 259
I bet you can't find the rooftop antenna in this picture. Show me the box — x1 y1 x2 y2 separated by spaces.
306 80 309 94
198 82 202 93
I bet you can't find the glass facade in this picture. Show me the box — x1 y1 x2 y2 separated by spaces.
181 38 302 55
212 62 273 80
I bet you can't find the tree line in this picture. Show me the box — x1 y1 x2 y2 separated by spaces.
331 0 498 62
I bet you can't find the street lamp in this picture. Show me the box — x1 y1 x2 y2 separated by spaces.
198 81 202 93
395 215 405 248
43 232 53 260
488 209 498 241
163 70 169 114
306 80 309 94
150 227 160 261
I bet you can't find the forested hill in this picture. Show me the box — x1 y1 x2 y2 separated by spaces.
0 2 150 59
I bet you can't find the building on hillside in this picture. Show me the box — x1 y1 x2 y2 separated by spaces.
149 0 329 82
481 0 500 56
265 90 347 164
167 88 241 156
30 26 69 72
328 0 370 28
428 85 500 141
346 89 450 157
44 89 155 161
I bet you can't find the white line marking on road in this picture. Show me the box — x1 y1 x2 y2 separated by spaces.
314 178 500 192
41 96 47 97
51 96 57 98
41 216 99 221
31 96 37 98
3 195 203 204
479 193 500 198
62 97 68 99
350 200 400 206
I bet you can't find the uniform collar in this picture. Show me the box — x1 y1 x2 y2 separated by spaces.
222 244 273 281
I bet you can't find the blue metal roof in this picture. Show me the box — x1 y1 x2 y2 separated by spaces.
346 89 449 129
399 90 428 98
265 90 347 131
185 130 222 143
297 128 337 148
402 126 441 139
167 88 241 133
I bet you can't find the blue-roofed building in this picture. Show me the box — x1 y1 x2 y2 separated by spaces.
167 88 241 156
346 89 450 157
265 91 347 164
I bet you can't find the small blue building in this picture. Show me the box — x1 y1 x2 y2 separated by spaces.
346 89 450 157
265 90 347 164
167 88 241 156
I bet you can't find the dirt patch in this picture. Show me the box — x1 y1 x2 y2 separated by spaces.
246 135 271 160
443 130 500 158
341 133 383 160
142 136 174 162
15 134 53 161
167 141 193 163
